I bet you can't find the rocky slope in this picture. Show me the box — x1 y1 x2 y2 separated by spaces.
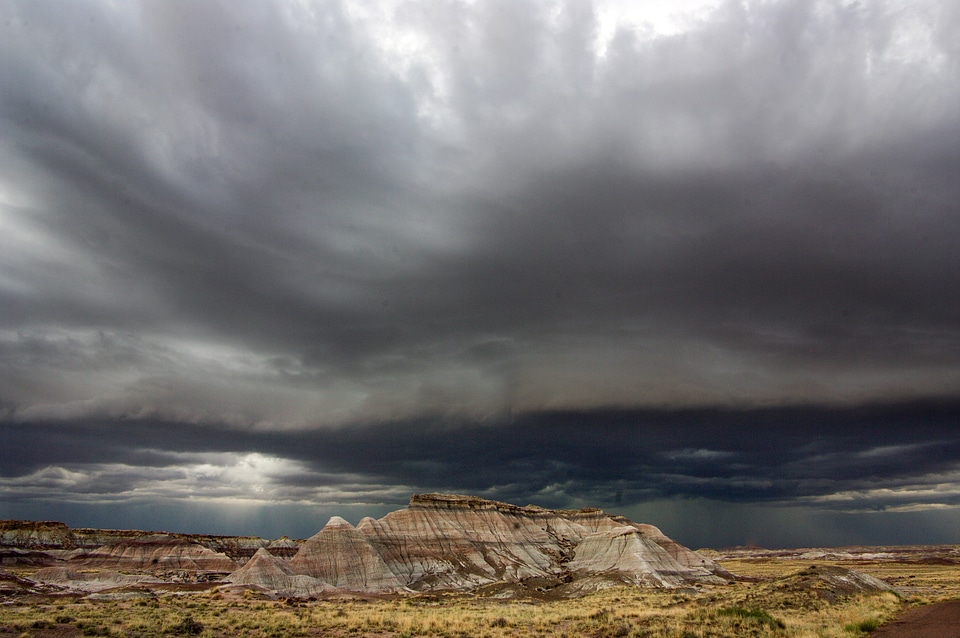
226 548 334 597
71 534 239 574
281 494 731 596
0 520 290 563
290 517 405 592
3 494 732 598
0 521 75 549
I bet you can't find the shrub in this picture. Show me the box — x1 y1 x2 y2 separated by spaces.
717 606 786 630
171 615 204 635
608 623 631 637
590 608 611 620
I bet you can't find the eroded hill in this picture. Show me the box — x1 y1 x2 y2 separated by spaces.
2 493 732 598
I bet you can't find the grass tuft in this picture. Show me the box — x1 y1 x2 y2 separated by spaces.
844 617 881 634
170 614 204 635
717 606 786 629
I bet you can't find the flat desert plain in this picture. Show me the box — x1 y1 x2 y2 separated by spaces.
2 544 960 637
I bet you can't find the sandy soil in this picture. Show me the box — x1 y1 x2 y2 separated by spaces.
869 600 960 637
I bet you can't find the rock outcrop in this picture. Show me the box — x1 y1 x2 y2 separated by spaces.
0 520 282 563
265 494 730 596
180 535 271 563
3 494 731 599
567 526 712 588
225 548 333 597
30 566 162 592
0 547 59 567
71 535 238 574
266 536 300 559
776 565 901 603
0 521 74 549
290 517 404 592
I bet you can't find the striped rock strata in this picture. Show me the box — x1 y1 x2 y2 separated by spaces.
71 534 238 574
225 548 333 597
0 520 277 563
275 494 731 596
30 566 162 592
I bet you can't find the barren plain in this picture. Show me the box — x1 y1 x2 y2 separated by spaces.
4 548 960 637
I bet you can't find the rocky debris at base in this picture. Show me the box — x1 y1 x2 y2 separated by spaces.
1 569 64 597
30 566 163 592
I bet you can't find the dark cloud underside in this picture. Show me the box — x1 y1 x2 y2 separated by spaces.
5 401 960 512
1 0 959 545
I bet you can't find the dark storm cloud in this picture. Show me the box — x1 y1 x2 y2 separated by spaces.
2 0 959 426
2 0 960 544
5 401 960 514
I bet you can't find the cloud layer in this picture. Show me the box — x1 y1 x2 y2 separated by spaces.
2 0 959 545
4 401 960 545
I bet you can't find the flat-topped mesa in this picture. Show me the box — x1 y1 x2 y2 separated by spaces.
0 520 75 549
409 493 538 514
4 495 733 599
276 493 733 596
409 493 604 518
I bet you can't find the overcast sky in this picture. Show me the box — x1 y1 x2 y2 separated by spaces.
2 0 959 548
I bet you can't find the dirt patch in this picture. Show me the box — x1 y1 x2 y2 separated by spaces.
871 600 960 637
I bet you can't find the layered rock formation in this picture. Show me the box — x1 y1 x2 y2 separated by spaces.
266 536 300 559
290 517 404 592
71 534 238 574
0 520 283 563
0 521 75 549
267 494 731 596
226 548 333 597
30 566 162 592
3 494 732 598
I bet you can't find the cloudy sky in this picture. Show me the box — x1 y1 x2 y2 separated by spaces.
2 0 959 548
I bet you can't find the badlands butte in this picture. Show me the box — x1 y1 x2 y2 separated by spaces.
2 494 735 599
10 495 960 637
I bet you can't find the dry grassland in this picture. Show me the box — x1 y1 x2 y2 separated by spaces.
2 558 959 637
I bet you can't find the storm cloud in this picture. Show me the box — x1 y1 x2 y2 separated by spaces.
2 0 959 546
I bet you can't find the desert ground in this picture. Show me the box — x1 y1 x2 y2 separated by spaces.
3 544 960 637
